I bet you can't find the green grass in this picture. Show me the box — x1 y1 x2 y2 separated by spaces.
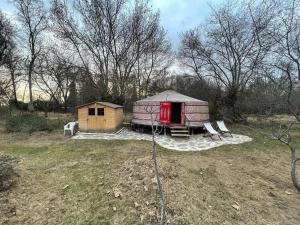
0 122 300 225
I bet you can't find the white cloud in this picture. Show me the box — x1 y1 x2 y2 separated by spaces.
150 0 224 47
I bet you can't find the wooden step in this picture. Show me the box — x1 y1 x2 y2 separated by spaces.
171 133 190 137
170 126 187 129
170 126 190 138
171 129 189 133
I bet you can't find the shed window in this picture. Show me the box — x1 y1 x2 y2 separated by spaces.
97 108 104 116
88 108 95 115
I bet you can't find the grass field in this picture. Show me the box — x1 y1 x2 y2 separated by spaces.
0 118 300 224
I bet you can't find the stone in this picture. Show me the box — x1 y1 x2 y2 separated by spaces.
232 203 240 211
134 202 141 208
140 215 145 222
113 188 122 198
144 186 149 192
285 191 292 195
149 211 156 217
152 177 157 184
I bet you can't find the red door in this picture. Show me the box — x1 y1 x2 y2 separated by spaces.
160 102 171 124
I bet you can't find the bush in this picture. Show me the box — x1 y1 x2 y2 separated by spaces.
8 99 28 111
0 107 10 121
5 112 53 133
0 155 18 192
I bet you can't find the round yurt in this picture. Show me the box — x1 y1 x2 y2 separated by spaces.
132 90 209 128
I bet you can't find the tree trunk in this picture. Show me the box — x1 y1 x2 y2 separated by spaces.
28 69 34 112
64 100 68 113
151 131 165 225
223 88 239 122
10 70 18 104
149 111 165 225
291 156 300 193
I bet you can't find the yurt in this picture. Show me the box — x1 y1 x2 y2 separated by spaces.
132 90 209 130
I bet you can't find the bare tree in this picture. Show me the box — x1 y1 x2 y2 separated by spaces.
272 121 300 192
271 0 300 82
0 11 15 104
265 0 300 119
0 11 13 66
6 47 22 104
178 0 274 120
249 0 300 192
33 47 79 112
144 104 165 225
51 0 170 105
14 0 48 111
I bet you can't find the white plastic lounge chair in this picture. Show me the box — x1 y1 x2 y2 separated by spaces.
203 122 221 140
216 121 233 137
64 121 78 136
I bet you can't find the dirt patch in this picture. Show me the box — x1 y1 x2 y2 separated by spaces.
114 156 188 224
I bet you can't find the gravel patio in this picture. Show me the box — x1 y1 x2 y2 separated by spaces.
72 129 252 151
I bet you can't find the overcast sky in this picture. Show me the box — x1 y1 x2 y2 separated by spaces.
149 0 224 47
1 0 224 48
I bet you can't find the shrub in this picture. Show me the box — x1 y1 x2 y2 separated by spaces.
8 99 28 111
0 155 18 192
0 107 10 121
5 112 53 133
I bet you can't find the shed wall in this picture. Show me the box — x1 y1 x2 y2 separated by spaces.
114 108 124 128
78 103 123 130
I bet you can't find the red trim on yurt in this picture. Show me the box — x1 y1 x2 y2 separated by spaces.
160 102 171 124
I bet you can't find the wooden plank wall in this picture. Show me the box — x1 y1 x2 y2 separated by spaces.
78 103 124 131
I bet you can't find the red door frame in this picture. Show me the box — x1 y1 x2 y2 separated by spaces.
160 102 185 126
181 102 185 125
160 101 171 124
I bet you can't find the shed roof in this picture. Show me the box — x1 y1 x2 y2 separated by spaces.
136 90 207 103
77 101 123 109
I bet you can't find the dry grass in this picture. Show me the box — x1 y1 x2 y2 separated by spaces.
247 114 298 124
36 111 76 121
0 122 300 224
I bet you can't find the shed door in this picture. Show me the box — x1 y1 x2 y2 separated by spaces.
160 102 171 124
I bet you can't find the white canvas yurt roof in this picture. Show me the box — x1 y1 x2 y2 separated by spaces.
136 90 207 103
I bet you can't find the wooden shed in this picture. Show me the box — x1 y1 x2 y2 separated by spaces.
77 101 124 131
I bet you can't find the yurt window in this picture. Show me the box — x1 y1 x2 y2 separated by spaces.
97 108 104 116
88 108 95 115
